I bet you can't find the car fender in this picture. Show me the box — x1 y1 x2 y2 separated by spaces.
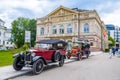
32 56 47 65
13 52 24 58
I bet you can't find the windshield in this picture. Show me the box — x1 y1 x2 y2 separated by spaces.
39 44 52 49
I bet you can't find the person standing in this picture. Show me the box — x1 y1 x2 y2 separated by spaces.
115 47 119 54
112 46 115 56
109 47 113 59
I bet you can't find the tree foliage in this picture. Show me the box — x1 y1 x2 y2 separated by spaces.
108 36 115 47
11 17 36 48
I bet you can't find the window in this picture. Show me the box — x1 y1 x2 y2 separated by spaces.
7 42 9 44
40 27 44 35
67 24 72 33
90 42 93 46
52 26 57 34
84 23 89 33
59 25 64 34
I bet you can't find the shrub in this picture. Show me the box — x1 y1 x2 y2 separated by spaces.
105 48 110 52
21 44 29 50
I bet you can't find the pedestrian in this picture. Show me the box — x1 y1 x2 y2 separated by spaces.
118 48 120 56
109 47 113 59
112 46 115 56
115 47 119 55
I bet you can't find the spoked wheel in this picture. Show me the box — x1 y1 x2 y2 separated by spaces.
85 51 89 59
53 52 60 62
13 57 24 71
59 55 64 67
80 53 82 60
33 59 44 75
77 53 82 61
67 54 71 59
86 54 89 58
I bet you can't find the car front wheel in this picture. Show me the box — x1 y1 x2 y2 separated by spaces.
59 55 64 67
13 57 24 71
33 59 44 75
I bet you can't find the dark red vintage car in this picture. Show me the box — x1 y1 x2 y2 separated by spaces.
67 41 90 60
13 40 67 74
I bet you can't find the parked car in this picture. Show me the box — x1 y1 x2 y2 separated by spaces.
13 40 67 75
67 40 90 60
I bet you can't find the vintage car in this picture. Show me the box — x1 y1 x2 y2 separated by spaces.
67 41 90 60
13 40 67 75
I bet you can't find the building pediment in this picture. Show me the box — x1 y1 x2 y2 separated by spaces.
46 6 79 18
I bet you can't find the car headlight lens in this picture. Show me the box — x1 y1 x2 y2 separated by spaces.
31 53 36 57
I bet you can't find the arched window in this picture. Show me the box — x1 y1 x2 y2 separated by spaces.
52 26 57 34
84 23 89 33
67 24 72 33
40 27 44 35
59 25 64 34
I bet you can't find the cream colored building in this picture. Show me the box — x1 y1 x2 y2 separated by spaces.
36 6 108 51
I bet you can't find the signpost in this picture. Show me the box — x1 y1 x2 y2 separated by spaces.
25 31 31 43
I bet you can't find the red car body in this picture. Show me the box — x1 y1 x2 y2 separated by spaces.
33 48 66 60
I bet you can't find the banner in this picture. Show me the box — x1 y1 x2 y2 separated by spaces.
25 31 31 43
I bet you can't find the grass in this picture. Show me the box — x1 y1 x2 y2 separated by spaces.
0 49 23 67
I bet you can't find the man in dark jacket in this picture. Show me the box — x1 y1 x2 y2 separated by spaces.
112 46 115 56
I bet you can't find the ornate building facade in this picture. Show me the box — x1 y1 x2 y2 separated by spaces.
36 6 107 51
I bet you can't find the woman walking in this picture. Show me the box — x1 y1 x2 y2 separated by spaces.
109 47 113 59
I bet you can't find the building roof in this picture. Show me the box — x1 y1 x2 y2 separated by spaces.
71 8 91 12
0 19 5 23
46 6 94 17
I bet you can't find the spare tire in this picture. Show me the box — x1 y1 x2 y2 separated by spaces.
52 51 60 62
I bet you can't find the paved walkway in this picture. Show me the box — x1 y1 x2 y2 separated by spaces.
0 51 103 80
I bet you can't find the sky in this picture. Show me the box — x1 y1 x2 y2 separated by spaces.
0 0 120 28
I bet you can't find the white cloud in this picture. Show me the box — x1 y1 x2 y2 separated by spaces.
99 2 120 27
0 0 75 27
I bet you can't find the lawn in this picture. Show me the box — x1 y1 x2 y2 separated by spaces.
0 51 13 67
0 49 23 67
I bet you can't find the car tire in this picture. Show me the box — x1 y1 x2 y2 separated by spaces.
13 57 23 71
86 52 89 58
33 59 44 75
77 53 82 61
77 53 80 61
59 55 64 67
86 53 89 58
53 52 60 62
67 56 71 59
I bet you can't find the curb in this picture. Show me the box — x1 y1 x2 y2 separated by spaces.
4 59 76 80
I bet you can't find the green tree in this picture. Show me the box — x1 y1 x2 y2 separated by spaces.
11 17 36 48
108 36 115 48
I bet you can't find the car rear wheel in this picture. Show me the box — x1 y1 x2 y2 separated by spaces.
33 59 44 75
77 53 82 61
59 55 64 67
85 51 89 58
13 57 24 71
86 53 89 58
